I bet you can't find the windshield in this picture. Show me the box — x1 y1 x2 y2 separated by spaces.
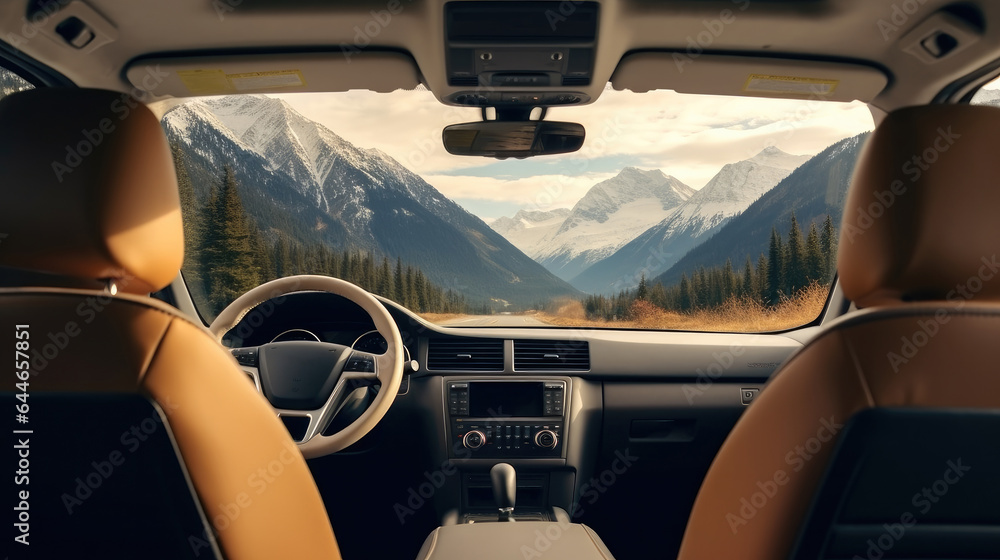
163 86 874 331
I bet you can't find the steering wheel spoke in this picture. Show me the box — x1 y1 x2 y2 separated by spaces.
271 370 369 442
230 346 263 392
375 351 400 385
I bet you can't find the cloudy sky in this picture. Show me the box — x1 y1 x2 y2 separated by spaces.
279 86 877 220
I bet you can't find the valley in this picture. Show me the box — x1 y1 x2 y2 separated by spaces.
161 93 869 330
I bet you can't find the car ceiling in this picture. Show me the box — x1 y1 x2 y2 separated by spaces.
2 0 1000 111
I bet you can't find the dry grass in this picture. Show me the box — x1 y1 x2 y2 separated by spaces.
529 283 830 332
418 284 829 332
419 312 468 323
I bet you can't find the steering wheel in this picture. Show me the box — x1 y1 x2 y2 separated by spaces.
209 275 404 458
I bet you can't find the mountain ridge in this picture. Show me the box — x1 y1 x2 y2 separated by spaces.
564 147 809 293
653 133 869 287
490 167 696 282
162 95 580 305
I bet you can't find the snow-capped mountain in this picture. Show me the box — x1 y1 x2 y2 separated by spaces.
654 134 869 287
508 167 695 281
489 208 571 257
971 87 1000 108
162 95 579 304
0 70 31 97
572 147 809 293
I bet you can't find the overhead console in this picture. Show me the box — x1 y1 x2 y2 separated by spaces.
443 1 598 107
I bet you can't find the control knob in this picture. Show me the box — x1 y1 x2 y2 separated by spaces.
534 429 558 449
463 430 486 449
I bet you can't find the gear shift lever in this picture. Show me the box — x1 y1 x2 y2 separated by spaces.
490 463 516 521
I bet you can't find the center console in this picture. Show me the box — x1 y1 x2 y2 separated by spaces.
420 372 613 557
445 379 569 459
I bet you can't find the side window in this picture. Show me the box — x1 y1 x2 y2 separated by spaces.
970 75 1000 106
0 66 33 100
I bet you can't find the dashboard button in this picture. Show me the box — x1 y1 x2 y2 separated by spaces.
231 348 259 367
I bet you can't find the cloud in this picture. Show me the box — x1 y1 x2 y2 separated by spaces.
423 171 618 213
275 86 874 216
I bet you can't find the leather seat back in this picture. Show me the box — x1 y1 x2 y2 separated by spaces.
0 88 342 560
678 104 1000 559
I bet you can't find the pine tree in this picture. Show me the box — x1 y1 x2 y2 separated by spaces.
649 282 667 308
394 257 406 306
805 222 824 284
347 253 360 285
274 236 292 278
820 214 837 280
636 274 648 300
205 167 262 313
363 251 376 290
696 266 709 308
378 258 394 300
742 256 754 298
767 227 784 305
338 250 349 281
327 248 343 278
199 186 220 293
406 266 418 308
679 273 693 311
316 244 333 276
251 227 273 282
171 144 205 296
289 243 305 275
414 269 428 312
722 258 735 301
785 213 806 294
756 254 769 304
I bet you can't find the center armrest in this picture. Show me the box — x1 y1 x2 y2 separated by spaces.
415 521 616 560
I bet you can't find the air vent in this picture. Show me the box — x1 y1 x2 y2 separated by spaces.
427 338 504 371
514 340 590 371
561 76 591 86
450 76 481 87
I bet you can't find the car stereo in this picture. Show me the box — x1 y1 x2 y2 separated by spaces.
446 379 567 458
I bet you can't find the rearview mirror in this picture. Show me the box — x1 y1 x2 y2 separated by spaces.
442 121 586 158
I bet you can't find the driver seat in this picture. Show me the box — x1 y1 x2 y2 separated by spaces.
0 87 342 559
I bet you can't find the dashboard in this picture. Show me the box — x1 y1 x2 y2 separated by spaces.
220 290 805 380
216 288 825 558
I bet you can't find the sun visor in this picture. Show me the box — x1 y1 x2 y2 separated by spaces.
611 53 887 102
125 51 421 97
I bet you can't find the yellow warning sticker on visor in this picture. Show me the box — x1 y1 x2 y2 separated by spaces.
743 74 839 96
228 70 306 91
176 69 232 95
176 69 306 95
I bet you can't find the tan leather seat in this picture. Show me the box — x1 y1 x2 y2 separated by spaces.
678 104 1000 559
0 88 342 559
